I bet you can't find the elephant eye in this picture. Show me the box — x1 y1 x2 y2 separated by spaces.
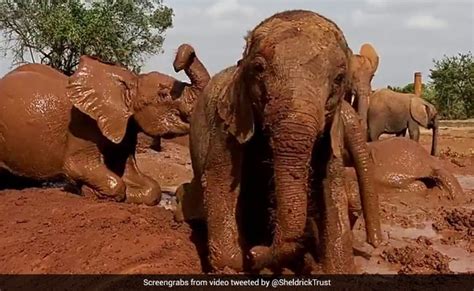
334 73 345 86
251 56 266 74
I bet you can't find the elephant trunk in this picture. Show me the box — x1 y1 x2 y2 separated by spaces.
431 116 439 156
250 95 321 270
178 55 211 119
355 87 370 140
184 54 210 93
341 101 382 247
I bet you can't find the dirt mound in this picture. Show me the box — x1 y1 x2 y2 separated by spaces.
433 208 474 233
0 188 204 274
431 207 474 251
381 244 452 274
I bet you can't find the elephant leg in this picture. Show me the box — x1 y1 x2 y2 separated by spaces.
64 150 126 202
408 122 420 141
396 128 407 137
150 137 162 151
121 155 161 206
174 178 205 222
368 124 382 142
204 137 244 272
320 156 355 274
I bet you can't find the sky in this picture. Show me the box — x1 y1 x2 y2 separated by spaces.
0 0 472 87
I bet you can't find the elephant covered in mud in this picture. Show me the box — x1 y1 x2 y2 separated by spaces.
346 138 462 199
175 10 382 274
346 43 379 137
0 44 210 205
367 88 439 156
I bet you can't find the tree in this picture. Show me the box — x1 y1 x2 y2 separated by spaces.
0 0 173 75
429 52 474 119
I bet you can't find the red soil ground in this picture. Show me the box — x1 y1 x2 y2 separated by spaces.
0 129 472 274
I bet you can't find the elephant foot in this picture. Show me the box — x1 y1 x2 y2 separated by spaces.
249 246 273 271
352 240 375 260
174 181 205 222
210 251 245 273
123 175 161 206
81 184 126 202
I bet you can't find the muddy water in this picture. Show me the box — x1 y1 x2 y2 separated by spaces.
357 220 473 274
455 175 474 191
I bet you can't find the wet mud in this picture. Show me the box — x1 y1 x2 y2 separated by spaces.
0 130 472 274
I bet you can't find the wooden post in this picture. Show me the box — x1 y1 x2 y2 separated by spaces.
414 72 422 97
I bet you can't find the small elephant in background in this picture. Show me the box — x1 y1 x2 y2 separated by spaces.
0 44 209 205
367 88 439 156
346 137 463 200
346 43 379 137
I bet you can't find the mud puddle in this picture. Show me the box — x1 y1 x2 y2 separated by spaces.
358 220 473 274
455 175 474 191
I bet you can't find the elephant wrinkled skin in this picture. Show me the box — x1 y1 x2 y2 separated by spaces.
367 88 439 156
0 44 210 205
175 10 381 274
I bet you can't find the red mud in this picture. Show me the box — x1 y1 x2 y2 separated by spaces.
0 130 472 274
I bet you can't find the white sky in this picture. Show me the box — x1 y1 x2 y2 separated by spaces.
0 0 473 87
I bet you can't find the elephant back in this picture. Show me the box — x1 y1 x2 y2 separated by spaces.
0 70 71 179
370 88 412 115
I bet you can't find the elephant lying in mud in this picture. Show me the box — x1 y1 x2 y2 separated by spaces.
346 138 463 200
174 10 382 274
367 88 439 156
0 44 210 205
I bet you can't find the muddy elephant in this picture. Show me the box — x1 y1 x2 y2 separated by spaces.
367 88 438 156
345 43 379 137
175 10 382 274
3 63 67 79
346 138 463 199
0 44 210 205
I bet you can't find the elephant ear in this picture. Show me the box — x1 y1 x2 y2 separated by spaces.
217 67 255 144
67 56 136 144
410 97 429 127
359 43 379 73
330 109 343 159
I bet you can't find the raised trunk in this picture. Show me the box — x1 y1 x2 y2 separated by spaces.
179 56 211 118
431 117 439 156
250 101 320 270
185 55 210 92
341 101 382 247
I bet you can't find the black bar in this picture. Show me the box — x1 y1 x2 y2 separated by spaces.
0 275 473 291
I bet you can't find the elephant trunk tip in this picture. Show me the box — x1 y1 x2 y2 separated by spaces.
174 44 196 72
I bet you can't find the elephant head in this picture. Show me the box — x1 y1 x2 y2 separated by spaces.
67 55 191 144
349 43 379 136
218 10 354 270
410 97 438 156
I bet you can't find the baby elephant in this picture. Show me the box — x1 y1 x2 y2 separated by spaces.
0 44 209 205
346 137 463 200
